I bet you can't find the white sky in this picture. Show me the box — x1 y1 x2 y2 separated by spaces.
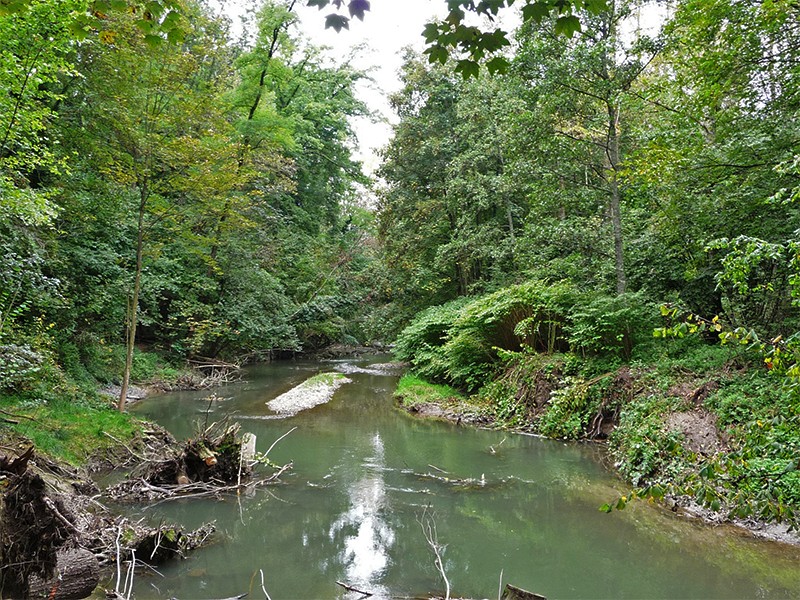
292 1 446 174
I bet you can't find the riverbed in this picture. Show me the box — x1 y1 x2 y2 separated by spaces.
130 357 800 599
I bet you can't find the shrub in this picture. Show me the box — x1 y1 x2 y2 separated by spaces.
0 344 44 390
394 297 471 382
443 281 579 390
567 291 656 359
610 395 685 486
537 375 610 440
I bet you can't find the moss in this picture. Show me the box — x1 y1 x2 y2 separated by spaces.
305 372 349 387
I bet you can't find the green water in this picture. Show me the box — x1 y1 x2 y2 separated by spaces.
130 358 800 599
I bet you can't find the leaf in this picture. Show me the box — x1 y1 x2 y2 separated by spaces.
324 13 349 32
554 14 581 37
454 59 480 79
143 33 162 48
348 0 369 21
422 22 440 43
307 0 329 8
446 7 465 25
521 2 550 22
582 0 608 14
424 45 449 65
166 26 184 45
486 56 509 75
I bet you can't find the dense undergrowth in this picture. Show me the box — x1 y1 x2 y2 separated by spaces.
394 283 800 529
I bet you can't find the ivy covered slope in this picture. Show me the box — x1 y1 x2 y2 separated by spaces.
381 0 800 529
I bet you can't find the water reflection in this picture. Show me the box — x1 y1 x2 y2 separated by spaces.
329 433 394 595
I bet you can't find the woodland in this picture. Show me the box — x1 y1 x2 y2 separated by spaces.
2 0 800 562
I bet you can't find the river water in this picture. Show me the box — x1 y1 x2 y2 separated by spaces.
130 357 800 599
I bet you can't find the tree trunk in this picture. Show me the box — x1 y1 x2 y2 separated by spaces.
27 548 100 600
119 183 147 412
607 102 626 295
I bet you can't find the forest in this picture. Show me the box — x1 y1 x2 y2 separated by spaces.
1 0 800 575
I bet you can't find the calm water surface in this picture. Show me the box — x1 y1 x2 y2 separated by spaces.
130 358 800 599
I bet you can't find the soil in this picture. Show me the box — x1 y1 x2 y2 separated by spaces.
666 409 727 455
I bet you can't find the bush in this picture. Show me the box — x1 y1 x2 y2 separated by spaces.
443 281 580 390
610 395 686 486
537 376 608 440
567 291 656 359
394 297 471 382
0 344 44 390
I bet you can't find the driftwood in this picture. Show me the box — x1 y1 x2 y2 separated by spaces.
106 420 291 504
501 584 547 600
335 580 373 597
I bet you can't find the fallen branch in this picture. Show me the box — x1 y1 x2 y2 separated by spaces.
335 580 373 597
141 463 293 506
264 427 297 457
417 506 450 600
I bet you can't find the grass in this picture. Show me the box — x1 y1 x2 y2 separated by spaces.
1 395 142 465
394 374 467 407
305 372 350 386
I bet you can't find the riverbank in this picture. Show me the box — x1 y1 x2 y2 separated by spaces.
394 340 800 547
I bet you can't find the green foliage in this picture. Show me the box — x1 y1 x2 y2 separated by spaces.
443 281 578 390
707 236 800 335
567 291 655 359
610 395 686 486
0 344 43 390
537 375 611 440
394 297 472 382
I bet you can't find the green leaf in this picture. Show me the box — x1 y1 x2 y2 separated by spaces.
324 13 350 31
307 0 329 8
424 45 449 65
485 56 509 75
554 14 581 37
422 22 440 43
446 8 465 25
521 2 550 22
582 0 608 14
166 26 184 44
143 33 162 48
454 59 480 79
348 0 369 21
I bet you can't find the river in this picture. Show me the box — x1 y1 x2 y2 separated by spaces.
130 357 800 599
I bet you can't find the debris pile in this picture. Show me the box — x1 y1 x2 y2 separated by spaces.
106 420 290 503
0 446 215 599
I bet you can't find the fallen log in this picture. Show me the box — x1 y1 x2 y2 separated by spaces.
28 547 99 600
501 583 547 600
